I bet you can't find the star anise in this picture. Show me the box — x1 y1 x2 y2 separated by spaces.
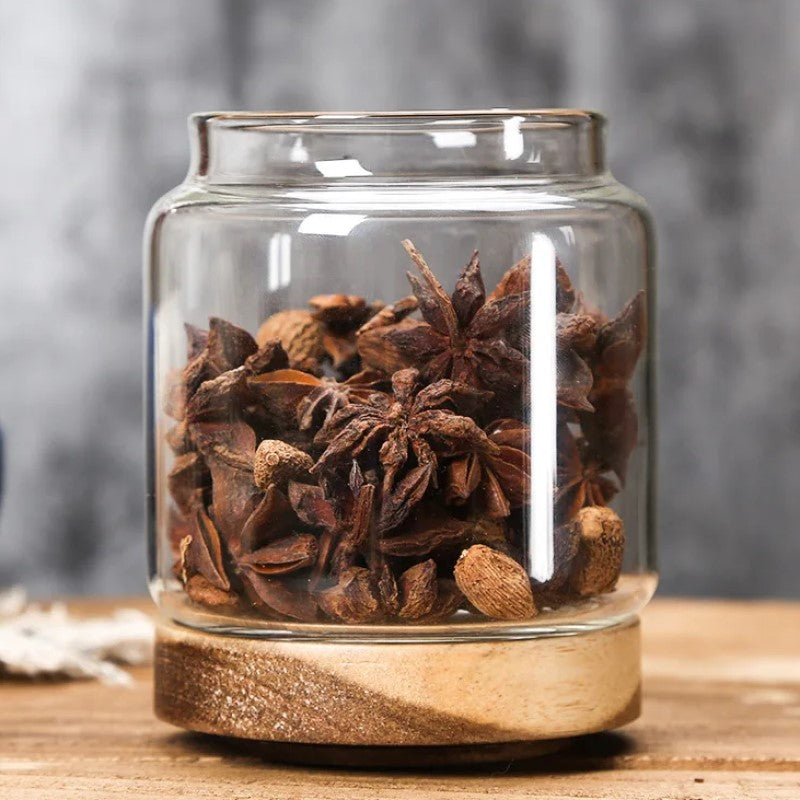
308 294 384 374
188 414 261 557
555 426 618 523
380 503 511 559
164 317 285 421
313 368 493 532
287 463 376 582
578 290 647 482
445 418 531 519
297 369 389 432
178 503 239 609
357 241 529 399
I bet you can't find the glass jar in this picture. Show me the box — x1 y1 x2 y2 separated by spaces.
146 110 656 751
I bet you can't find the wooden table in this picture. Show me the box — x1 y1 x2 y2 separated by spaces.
2 598 799 799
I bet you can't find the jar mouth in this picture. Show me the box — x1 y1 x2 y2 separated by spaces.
193 108 604 125
189 109 607 184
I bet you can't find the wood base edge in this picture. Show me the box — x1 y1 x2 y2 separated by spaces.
209 737 572 767
155 618 641 750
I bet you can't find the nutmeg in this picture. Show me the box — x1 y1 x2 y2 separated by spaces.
253 439 314 489
256 309 325 373
454 544 537 620
568 506 625 596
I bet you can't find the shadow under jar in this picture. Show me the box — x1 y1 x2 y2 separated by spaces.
145 110 656 760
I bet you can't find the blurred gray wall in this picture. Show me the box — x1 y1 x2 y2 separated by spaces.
0 0 798 597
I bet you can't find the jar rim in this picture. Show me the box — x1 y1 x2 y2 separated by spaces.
192 108 605 129
188 109 607 184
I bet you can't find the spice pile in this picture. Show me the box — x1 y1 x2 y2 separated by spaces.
163 240 645 624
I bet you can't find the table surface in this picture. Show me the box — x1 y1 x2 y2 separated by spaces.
2 598 799 799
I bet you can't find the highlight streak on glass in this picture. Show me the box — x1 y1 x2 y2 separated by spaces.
297 213 367 236
527 235 557 582
267 233 292 291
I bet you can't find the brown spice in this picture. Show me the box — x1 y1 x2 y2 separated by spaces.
257 310 326 373
454 545 537 621
163 239 645 625
253 440 314 489
568 506 625 596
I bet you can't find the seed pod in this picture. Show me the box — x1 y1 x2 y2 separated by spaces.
568 506 625 595
397 559 438 620
238 533 318 575
454 544 537 620
256 309 325 373
253 440 314 489
317 567 383 624
184 574 238 609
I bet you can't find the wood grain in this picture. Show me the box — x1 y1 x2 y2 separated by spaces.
154 618 640 746
1 598 799 798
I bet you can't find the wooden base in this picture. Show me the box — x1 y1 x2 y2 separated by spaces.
154 617 641 756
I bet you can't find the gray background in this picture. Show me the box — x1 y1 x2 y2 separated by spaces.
0 0 797 597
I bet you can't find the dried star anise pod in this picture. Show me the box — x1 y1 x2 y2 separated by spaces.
317 566 383 624
357 241 529 400
499 254 599 413
288 462 376 582
580 383 639 484
297 369 389 432
577 290 647 482
234 486 321 622
555 425 618 523
239 570 319 621
445 418 530 519
397 559 438 620
167 451 210 516
380 503 511 560
164 317 264 421
178 505 238 609
188 414 261 557
588 291 647 383
247 368 322 442
238 533 318 576
313 367 493 532
246 368 389 443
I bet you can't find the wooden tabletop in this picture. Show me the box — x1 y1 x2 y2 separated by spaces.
2 598 799 799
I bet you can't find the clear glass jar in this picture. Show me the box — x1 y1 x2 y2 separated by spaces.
145 110 656 641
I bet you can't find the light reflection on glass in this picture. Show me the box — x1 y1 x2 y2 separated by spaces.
527 234 557 582
297 213 367 236
267 233 292 291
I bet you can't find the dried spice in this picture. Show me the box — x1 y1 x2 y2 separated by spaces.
256 310 326 374
397 559 438 620
357 242 528 401
317 567 383 623
253 440 314 489
297 370 389 432
568 506 625 595
163 239 644 624
555 426 619 523
257 292 415 377
313 368 494 533
445 419 530 519
238 534 318 576
454 545 537 620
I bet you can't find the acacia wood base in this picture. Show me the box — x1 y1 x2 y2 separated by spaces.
154 617 641 757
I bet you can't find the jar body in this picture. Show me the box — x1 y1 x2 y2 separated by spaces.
146 112 656 641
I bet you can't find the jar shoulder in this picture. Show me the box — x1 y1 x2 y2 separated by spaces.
147 174 651 219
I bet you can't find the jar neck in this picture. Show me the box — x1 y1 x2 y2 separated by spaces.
188 110 607 186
